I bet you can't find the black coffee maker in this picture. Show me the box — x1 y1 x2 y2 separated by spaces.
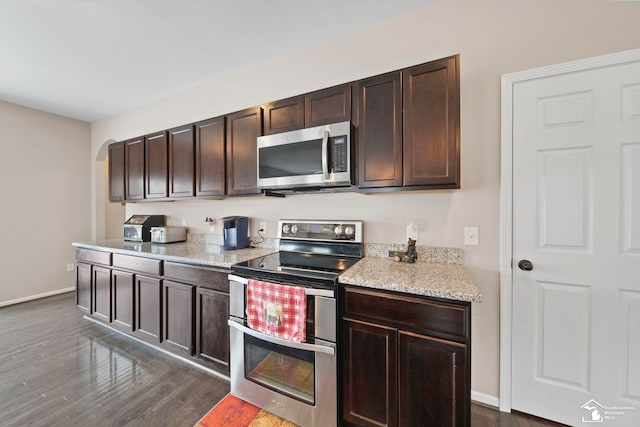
221 216 249 250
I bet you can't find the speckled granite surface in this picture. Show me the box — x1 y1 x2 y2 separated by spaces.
72 239 276 269
339 257 482 303
365 243 463 264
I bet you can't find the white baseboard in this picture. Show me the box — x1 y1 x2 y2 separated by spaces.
471 390 500 408
0 287 75 308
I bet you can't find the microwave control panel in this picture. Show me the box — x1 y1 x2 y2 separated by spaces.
330 135 348 172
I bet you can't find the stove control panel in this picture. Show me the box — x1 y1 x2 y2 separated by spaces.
278 220 363 243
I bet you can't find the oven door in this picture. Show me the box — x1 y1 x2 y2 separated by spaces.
228 319 337 427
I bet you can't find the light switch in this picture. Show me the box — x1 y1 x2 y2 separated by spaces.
464 227 479 245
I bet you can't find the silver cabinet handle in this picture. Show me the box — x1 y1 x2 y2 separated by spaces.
228 320 335 355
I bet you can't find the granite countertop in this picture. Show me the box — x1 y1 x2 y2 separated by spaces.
338 257 482 303
72 239 276 269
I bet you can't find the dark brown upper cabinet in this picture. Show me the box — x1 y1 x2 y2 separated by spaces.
195 117 226 197
358 55 460 190
402 55 460 188
357 72 403 188
263 96 304 135
145 131 168 199
262 84 352 135
108 141 125 202
305 83 352 127
226 107 262 196
107 55 460 200
125 137 145 201
168 125 195 198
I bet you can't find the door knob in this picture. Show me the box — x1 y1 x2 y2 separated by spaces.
518 260 534 271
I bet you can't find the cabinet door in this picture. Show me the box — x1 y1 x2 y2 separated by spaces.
162 280 195 356
398 331 468 427
195 117 226 197
134 275 162 343
226 107 262 195
402 55 459 188
195 287 229 374
168 125 195 198
263 96 304 135
108 141 125 202
112 269 135 332
92 266 111 322
305 84 352 127
125 137 145 200
357 72 403 188
145 131 168 199
342 318 398 427
76 262 92 313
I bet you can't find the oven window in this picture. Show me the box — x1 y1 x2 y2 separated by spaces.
244 333 315 405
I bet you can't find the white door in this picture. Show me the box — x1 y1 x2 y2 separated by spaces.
511 56 640 426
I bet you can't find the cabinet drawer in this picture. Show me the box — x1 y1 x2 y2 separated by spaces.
342 286 469 342
164 262 229 293
113 253 162 276
76 249 112 266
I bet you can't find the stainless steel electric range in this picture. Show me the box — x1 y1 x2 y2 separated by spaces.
228 219 363 427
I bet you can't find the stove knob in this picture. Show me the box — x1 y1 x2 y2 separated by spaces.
282 224 290 234
334 225 344 236
291 224 298 234
344 225 355 236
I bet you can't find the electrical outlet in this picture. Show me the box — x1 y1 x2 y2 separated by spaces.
181 219 187 226
66 263 75 272
406 222 418 242
464 227 479 245
259 221 267 234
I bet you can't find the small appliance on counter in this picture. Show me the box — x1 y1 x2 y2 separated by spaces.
221 216 248 250
150 226 187 244
123 215 165 242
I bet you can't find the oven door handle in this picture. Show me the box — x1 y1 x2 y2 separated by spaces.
228 320 335 355
228 274 335 298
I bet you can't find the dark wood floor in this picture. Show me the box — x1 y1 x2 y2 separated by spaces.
0 293 229 427
0 293 566 427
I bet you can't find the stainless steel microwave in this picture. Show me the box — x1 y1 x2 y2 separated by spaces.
256 121 353 190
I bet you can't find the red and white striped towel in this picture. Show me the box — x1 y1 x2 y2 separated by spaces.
246 279 307 343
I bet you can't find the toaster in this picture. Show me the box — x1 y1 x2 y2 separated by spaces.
150 226 187 244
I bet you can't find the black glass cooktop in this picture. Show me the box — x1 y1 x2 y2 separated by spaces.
231 251 361 286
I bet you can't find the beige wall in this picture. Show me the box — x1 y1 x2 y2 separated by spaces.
90 0 640 400
0 100 91 305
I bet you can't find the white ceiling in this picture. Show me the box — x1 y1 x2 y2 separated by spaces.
0 0 430 123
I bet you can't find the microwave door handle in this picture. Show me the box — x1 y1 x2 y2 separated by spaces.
322 130 330 181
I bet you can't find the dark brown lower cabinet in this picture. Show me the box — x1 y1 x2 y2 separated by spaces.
341 285 471 427
398 332 468 427
134 275 162 343
76 262 92 313
92 266 111 322
195 287 229 373
74 250 230 376
162 280 195 357
112 269 135 332
343 319 398 427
